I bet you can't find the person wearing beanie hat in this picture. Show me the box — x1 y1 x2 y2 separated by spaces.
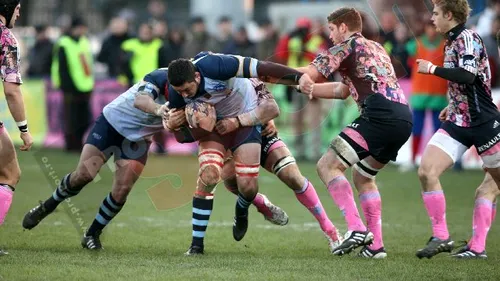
0 0 34 256
51 15 94 152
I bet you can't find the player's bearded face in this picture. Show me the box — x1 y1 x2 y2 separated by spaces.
173 73 201 98
8 4 20 28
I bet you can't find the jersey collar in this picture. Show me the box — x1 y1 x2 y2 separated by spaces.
446 23 465 41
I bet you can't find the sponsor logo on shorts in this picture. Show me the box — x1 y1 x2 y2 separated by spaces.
478 132 500 153
92 133 102 140
493 120 499 129
348 122 359 129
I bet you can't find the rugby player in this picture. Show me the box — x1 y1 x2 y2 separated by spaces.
0 0 33 256
415 0 500 259
296 7 413 258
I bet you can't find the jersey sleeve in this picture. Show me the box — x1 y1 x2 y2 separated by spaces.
195 53 259 80
1 34 22 84
141 69 171 100
456 31 481 76
167 85 187 109
310 39 353 79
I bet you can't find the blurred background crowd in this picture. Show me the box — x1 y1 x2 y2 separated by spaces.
3 0 500 169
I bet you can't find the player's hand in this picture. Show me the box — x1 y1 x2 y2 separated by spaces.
262 120 277 137
166 108 186 131
215 118 239 135
19 131 33 151
416 59 436 74
155 102 169 117
298 74 314 99
439 106 448 122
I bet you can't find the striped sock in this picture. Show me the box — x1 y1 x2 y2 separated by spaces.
192 197 214 247
43 173 84 212
235 193 254 218
86 193 124 236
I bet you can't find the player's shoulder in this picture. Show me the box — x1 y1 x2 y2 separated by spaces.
456 28 482 44
144 68 169 86
0 25 16 47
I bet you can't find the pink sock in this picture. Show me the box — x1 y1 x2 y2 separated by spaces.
469 198 493 253
0 185 14 225
295 179 337 239
327 176 366 232
251 193 273 218
422 191 449 240
492 201 497 223
360 191 383 250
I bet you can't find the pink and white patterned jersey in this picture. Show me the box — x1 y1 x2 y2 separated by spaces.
0 21 21 84
443 24 497 127
311 32 411 121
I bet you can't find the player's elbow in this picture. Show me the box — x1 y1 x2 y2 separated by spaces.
133 94 148 109
264 99 280 119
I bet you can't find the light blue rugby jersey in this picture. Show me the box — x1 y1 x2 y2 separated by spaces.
103 69 169 141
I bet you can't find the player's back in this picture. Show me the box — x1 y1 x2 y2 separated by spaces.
103 69 168 141
338 35 405 105
189 53 258 119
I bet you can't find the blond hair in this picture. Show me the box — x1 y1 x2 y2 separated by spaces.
432 0 472 24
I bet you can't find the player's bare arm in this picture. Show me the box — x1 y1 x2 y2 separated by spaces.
297 82 350 100
215 98 280 135
3 81 33 151
133 91 168 116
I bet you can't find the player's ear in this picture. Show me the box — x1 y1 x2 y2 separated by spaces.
195 72 201 84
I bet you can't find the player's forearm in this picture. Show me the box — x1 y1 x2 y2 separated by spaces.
237 99 280 127
4 86 27 123
310 82 350 100
256 61 304 85
432 67 475 84
134 94 162 116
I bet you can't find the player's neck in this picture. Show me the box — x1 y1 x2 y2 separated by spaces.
344 31 358 40
445 21 461 34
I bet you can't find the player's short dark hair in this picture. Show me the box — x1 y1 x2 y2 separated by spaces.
327 7 362 32
167 59 197 87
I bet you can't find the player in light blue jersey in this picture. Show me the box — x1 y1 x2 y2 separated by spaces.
22 67 289 250
166 52 319 249
22 68 171 249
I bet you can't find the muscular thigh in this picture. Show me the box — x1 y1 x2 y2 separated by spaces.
0 127 19 184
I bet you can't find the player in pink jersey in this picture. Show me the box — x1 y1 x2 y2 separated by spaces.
415 0 500 259
296 7 413 258
0 0 33 256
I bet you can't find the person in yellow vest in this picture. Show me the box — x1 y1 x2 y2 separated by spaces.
51 17 94 152
287 18 327 161
120 23 167 87
404 20 448 169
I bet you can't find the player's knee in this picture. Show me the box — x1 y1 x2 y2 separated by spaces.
235 162 259 195
417 164 437 183
111 185 131 204
72 169 94 185
199 165 222 188
352 160 378 188
476 176 499 198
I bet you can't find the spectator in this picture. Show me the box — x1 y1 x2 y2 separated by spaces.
27 24 53 78
226 26 256 57
183 16 217 58
97 17 131 78
51 17 94 152
215 15 234 53
256 18 279 61
483 15 500 86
